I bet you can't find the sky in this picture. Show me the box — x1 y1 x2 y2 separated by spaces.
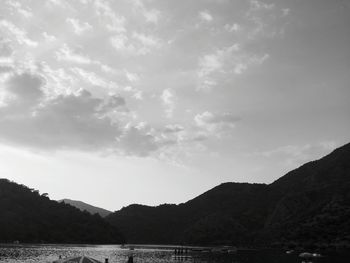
0 0 349 211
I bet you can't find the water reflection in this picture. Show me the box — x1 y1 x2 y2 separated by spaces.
0 244 348 263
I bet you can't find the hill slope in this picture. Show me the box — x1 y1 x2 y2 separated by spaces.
263 142 350 246
107 183 269 245
106 142 350 247
59 199 112 217
0 179 124 244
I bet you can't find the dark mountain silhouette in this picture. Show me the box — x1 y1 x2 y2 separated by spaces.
59 199 112 217
263 142 350 247
106 183 269 245
106 142 350 247
0 179 124 244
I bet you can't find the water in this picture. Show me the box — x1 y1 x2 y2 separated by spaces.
0 244 349 263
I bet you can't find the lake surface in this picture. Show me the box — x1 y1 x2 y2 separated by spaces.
0 244 349 263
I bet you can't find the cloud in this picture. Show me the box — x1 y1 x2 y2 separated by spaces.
100 64 116 74
0 20 38 47
281 8 290 17
237 53 269 74
233 63 247 74
197 44 239 90
199 10 213 22
224 23 241 32
110 34 130 51
133 91 143 100
249 0 275 11
66 18 93 35
0 65 14 75
0 72 158 156
0 0 294 164
71 67 119 91
2 73 44 109
55 45 117 75
94 0 126 33
125 70 139 82
130 0 161 24
199 53 223 77
46 0 70 8
110 35 144 55
100 95 126 112
144 9 161 24
197 44 269 90
0 40 13 57
161 89 175 118
194 111 239 136
195 111 239 126
197 50 226 91
110 31 162 56
55 44 92 64
0 73 118 149
245 0 287 39
117 126 158 156
163 124 184 134
132 33 161 48
42 32 57 42
193 0 286 92
123 86 143 100
6 1 33 18
39 63 76 95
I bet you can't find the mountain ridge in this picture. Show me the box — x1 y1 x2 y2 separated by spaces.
0 179 124 244
1 142 349 247
106 142 350 247
59 198 112 217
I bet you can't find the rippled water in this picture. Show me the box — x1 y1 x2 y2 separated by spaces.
0 244 349 263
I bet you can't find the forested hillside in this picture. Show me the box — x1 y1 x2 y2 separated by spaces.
107 143 350 247
2 142 349 247
0 179 124 244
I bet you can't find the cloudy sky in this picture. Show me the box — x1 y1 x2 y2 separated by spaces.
0 0 349 211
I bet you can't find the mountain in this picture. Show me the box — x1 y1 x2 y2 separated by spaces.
106 142 350 247
59 199 112 217
0 179 124 244
106 183 270 245
263 142 350 247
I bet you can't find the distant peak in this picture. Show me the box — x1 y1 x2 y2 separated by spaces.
59 198 112 217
